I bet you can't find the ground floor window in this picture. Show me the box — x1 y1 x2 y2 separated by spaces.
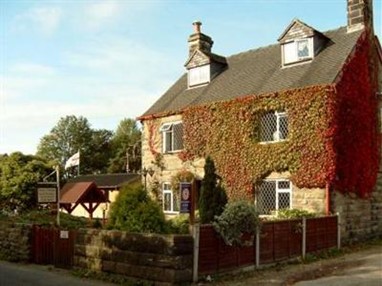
162 183 179 213
256 179 292 215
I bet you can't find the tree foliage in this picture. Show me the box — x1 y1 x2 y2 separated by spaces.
0 152 51 212
108 118 141 173
108 182 167 233
199 156 227 224
37 115 113 175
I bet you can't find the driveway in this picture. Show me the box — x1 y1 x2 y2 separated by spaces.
209 244 382 286
0 261 116 286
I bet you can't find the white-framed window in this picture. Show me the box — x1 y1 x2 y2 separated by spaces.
160 122 183 153
256 179 292 215
260 111 288 143
282 38 313 65
162 183 179 213
188 65 210 87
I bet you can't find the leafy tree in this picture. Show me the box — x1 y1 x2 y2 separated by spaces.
87 129 113 174
108 182 167 233
108 118 141 173
0 152 51 212
37 115 112 174
199 156 228 224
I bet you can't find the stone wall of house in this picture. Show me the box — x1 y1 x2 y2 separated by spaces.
331 172 382 243
292 186 326 214
142 115 205 195
0 222 32 262
74 229 193 285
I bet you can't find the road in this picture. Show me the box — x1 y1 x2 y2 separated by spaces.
211 244 382 286
294 247 382 286
0 261 115 286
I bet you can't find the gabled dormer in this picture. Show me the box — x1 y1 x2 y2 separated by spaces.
278 19 329 67
185 21 226 88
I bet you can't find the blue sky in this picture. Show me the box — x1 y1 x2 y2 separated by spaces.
1 0 381 155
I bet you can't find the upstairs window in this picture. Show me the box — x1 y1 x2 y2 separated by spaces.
256 179 292 215
188 65 210 87
260 111 288 143
160 122 184 153
282 38 313 65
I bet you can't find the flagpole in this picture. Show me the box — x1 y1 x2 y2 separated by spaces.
55 165 60 226
77 149 80 176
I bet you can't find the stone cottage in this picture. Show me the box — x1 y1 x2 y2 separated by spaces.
139 0 382 242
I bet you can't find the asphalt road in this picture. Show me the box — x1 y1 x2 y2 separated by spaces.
0 261 115 286
294 248 382 286
211 244 382 286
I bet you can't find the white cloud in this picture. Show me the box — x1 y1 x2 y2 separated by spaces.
10 63 56 76
82 0 121 31
13 6 62 36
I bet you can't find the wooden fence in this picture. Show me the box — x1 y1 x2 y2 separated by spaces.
198 215 338 275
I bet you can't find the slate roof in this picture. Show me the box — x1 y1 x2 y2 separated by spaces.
141 27 362 118
68 173 139 189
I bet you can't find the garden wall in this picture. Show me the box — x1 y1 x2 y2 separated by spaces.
74 229 193 285
0 222 32 262
198 216 338 275
332 172 382 243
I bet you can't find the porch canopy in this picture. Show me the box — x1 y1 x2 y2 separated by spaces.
60 182 107 218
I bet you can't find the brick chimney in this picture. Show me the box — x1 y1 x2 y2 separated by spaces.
347 0 374 33
187 21 214 57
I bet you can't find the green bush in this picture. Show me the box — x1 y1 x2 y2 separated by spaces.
167 214 190 234
213 200 260 246
108 183 167 233
272 208 317 220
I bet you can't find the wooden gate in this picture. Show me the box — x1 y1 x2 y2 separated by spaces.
32 225 76 268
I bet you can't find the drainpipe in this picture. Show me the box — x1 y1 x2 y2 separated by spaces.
325 182 330 216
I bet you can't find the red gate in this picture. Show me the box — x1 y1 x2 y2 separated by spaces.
32 225 76 268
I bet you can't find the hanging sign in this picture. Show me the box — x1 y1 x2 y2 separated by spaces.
180 182 192 213
37 182 57 203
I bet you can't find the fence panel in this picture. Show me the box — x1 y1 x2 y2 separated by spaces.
198 216 337 275
306 216 337 253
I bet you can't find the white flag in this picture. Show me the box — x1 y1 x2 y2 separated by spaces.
65 152 80 170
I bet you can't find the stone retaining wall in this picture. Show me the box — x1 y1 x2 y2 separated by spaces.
0 222 32 262
74 229 193 285
332 172 382 243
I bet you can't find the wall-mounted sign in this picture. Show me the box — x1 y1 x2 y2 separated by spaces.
60 230 69 239
37 182 57 203
180 182 192 213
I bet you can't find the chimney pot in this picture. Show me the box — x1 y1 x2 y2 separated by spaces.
193 21 202 33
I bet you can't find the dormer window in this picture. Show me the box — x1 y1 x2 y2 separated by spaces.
188 64 210 87
282 38 313 66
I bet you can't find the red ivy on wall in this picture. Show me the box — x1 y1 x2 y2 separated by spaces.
331 32 380 198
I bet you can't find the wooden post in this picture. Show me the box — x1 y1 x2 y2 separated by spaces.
337 212 341 249
192 223 200 283
190 179 197 226
255 226 260 267
302 217 306 259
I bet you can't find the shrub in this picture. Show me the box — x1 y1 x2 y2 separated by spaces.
272 208 317 220
167 214 190 234
108 183 167 233
213 200 260 246
199 156 227 223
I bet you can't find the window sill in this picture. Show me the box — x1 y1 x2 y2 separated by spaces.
163 150 183 155
164 211 180 215
259 139 288 145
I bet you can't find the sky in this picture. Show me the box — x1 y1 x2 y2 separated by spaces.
1 0 381 155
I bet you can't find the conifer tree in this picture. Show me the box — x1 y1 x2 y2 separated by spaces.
199 156 227 223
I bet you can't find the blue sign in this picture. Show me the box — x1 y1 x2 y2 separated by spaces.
180 182 192 213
